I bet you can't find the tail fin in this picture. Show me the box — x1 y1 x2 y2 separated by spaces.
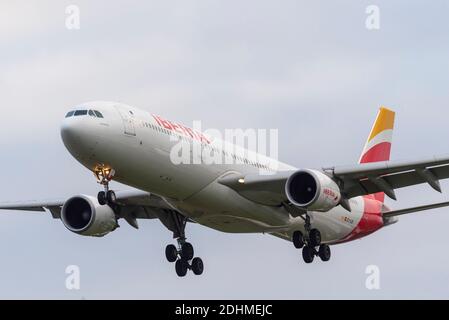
359 107 396 202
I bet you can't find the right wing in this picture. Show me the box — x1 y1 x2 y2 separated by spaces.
0 199 65 218
0 190 172 219
0 190 185 232
0 200 64 212
0 190 181 219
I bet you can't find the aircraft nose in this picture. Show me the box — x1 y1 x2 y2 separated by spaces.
60 118 82 148
60 115 96 158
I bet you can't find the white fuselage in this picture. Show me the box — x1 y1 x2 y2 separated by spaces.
61 101 384 244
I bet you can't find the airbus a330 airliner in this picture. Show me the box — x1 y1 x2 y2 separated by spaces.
2 102 449 277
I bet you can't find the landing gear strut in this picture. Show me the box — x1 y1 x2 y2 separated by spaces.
292 214 331 264
165 212 204 277
94 166 116 206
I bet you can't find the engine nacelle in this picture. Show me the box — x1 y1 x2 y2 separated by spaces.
61 195 117 237
285 169 341 212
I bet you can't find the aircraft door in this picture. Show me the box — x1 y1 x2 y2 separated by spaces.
115 105 136 136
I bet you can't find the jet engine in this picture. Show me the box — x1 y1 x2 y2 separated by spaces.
61 195 117 237
285 169 341 212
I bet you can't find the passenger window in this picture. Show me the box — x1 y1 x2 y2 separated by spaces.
88 110 96 117
74 110 88 116
94 111 104 118
65 111 75 118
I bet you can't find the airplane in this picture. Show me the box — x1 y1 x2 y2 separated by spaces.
2 101 449 277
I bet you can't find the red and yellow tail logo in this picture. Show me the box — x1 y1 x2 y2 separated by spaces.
359 107 395 202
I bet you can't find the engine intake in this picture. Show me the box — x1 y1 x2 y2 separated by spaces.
285 169 341 212
61 195 117 237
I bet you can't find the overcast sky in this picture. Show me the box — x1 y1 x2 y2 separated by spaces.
1 0 449 299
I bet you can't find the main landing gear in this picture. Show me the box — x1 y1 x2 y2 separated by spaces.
165 212 204 277
166 240 204 277
94 166 117 206
292 215 331 264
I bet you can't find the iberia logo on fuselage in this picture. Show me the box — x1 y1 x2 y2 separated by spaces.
152 115 211 144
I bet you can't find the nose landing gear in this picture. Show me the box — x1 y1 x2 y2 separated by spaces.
94 166 116 206
292 214 331 264
98 190 117 206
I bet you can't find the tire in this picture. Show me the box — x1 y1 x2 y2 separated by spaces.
318 244 331 262
292 231 304 249
165 245 178 263
302 246 315 264
175 259 188 277
181 242 194 261
107 190 117 204
309 229 322 247
97 191 107 205
191 257 204 276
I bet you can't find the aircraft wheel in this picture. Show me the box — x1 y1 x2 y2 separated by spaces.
181 242 194 261
97 191 107 205
165 245 178 263
107 190 117 204
302 246 315 264
309 229 322 247
191 257 204 275
175 259 189 277
318 244 331 262
292 231 304 249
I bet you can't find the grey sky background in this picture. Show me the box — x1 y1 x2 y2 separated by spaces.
1 0 449 299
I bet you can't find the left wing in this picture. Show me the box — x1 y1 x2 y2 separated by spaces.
328 155 449 200
218 154 449 206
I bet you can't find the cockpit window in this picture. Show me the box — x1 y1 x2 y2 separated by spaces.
74 110 88 116
67 109 102 118
94 110 104 118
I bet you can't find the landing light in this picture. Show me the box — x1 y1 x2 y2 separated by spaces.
238 178 245 184
93 165 115 185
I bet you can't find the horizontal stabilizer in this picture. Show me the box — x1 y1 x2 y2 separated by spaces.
383 201 449 218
